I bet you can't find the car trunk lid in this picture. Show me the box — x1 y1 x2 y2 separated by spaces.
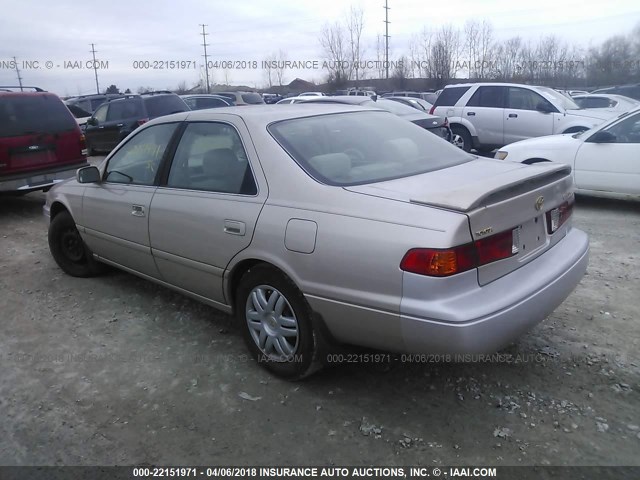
346 159 574 285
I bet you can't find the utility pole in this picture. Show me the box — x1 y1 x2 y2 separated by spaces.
13 56 24 91
200 24 211 93
383 1 390 79
90 44 100 94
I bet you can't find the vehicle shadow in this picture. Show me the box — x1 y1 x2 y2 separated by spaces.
575 193 640 213
0 192 46 218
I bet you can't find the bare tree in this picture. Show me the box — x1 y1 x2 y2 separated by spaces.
477 20 494 78
320 21 350 85
275 49 287 86
431 25 461 83
347 6 365 83
263 53 275 88
392 55 411 88
375 34 387 79
464 20 479 78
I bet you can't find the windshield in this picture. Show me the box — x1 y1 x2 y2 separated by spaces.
241 92 264 104
0 94 77 137
537 87 580 110
269 111 471 186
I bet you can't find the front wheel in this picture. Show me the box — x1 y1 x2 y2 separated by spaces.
48 211 104 277
236 265 319 380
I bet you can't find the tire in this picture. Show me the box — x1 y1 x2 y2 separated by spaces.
236 264 320 380
48 211 104 277
451 126 472 152
86 141 97 157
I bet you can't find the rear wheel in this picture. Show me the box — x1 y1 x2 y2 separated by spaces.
48 211 104 277
236 264 320 380
451 126 472 152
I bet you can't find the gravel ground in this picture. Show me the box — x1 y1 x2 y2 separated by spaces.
0 171 638 467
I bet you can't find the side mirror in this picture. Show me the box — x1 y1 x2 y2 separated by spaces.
587 130 616 143
76 166 101 183
87 117 97 126
535 102 553 113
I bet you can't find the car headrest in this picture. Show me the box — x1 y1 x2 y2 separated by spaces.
202 148 240 177
308 153 351 179
384 138 419 159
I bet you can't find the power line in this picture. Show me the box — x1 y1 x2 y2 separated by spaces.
90 43 100 94
384 0 390 79
200 24 211 93
13 56 23 91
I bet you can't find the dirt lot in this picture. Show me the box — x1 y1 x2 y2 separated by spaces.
0 172 639 467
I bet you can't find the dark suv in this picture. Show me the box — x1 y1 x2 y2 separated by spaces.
0 86 88 193
84 92 188 154
65 93 125 113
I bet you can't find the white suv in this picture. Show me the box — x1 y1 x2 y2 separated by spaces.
430 83 615 152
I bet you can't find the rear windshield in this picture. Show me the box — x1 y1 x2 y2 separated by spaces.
0 94 77 138
433 86 470 107
241 92 264 104
269 111 471 186
143 95 189 118
362 98 417 115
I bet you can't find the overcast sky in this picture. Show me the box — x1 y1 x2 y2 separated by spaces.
1 0 639 95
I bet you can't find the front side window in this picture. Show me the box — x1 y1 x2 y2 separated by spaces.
104 123 178 185
269 111 472 186
93 104 108 123
601 112 640 144
166 122 257 195
507 87 550 111
106 99 143 121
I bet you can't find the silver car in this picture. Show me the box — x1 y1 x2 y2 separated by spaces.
44 105 589 379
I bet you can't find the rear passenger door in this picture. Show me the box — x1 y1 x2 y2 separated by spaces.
148 120 267 305
462 86 506 147
503 87 555 144
102 99 144 150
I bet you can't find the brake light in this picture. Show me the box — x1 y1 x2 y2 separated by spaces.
443 117 449 127
137 118 149 126
429 105 436 115
546 198 574 234
79 134 86 150
400 229 518 277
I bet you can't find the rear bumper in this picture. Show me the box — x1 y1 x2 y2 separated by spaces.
0 161 87 192
400 228 589 353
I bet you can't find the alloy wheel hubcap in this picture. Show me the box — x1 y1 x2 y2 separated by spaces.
246 285 299 360
452 134 465 149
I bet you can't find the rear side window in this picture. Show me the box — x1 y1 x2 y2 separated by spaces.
241 93 264 104
166 122 256 195
433 86 470 107
0 94 77 138
90 97 108 111
143 95 189 118
467 86 506 108
106 99 143 121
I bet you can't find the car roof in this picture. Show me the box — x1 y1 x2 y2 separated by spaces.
302 95 370 105
443 82 550 89
146 103 383 128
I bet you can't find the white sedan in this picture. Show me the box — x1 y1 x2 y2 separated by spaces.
572 94 640 114
495 108 640 198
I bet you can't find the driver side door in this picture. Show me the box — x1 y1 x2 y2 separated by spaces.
80 122 181 278
574 111 640 195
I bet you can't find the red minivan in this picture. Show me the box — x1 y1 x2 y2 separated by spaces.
0 87 88 193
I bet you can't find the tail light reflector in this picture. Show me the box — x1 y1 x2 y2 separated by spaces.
429 105 436 115
137 118 149 126
546 198 574 234
400 229 518 277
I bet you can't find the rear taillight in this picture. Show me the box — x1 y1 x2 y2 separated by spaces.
429 105 436 115
400 229 518 277
137 118 149 126
546 198 574 234
80 134 87 156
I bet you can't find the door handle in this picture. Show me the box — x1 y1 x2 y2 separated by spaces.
98 126 105 129
224 220 246 236
467 112 476 116
116 123 124 127
508 113 518 118
131 205 145 217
